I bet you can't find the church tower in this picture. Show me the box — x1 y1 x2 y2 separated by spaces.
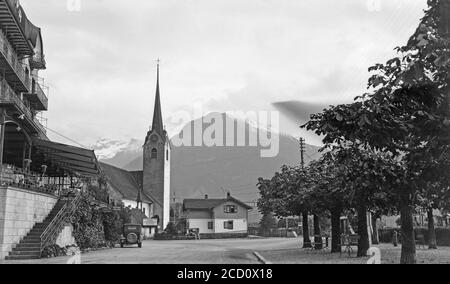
143 62 171 231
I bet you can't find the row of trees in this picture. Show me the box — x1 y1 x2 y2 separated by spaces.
258 0 450 264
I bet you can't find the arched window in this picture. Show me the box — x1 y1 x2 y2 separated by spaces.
151 148 157 159
166 149 169 161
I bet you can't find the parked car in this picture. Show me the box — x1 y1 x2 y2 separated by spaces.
120 224 142 248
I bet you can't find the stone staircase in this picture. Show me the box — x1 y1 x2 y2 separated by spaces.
6 200 66 260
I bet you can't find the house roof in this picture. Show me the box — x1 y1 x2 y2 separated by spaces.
183 196 252 211
99 162 156 205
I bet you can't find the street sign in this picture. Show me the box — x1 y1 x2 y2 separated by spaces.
143 218 158 227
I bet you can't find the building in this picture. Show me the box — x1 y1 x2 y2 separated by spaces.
142 62 171 230
100 62 171 231
0 0 104 260
183 193 252 235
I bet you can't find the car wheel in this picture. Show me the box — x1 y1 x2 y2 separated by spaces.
121 244 124 248
138 243 142 248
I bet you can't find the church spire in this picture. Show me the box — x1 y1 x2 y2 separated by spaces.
151 60 164 136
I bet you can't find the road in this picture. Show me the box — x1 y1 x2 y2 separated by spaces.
0 238 300 264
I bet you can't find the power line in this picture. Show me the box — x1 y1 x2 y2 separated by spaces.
46 127 89 149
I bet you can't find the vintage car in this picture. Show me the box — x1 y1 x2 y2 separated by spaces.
120 224 143 248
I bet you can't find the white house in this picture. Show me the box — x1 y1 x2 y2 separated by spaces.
183 193 252 235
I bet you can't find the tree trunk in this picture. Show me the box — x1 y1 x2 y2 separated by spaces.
372 213 380 245
302 212 312 248
331 206 342 253
313 214 323 250
400 191 416 264
357 202 370 257
428 207 437 250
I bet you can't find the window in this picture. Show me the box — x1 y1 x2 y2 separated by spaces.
224 205 238 214
224 221 234 230
166 149 169 161
151 148 157 159
208 221 214 230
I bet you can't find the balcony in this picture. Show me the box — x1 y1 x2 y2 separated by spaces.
0 77 46 135
0 29 31 93
24 77 48 111
29 52 46 70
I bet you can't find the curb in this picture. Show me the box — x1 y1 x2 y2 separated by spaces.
253 252 272 264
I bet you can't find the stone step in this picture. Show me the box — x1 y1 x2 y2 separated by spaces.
6 255 40 260
22 237 41 242
16 243 41 249
9 250 40 256
12 247 40 252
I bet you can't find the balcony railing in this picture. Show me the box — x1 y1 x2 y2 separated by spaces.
30 52 46 70
0 29 31 92
0 165 59 196
27 77 48 111
0 77 46 135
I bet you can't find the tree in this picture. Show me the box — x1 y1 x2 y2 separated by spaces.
304 0 450 263
260 212 278 231
257 166 312 248
306 153 348 253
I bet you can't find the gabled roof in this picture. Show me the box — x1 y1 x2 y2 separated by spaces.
99 162 156 205
183 196 252 211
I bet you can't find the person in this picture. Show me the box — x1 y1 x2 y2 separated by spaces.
393 230 399 247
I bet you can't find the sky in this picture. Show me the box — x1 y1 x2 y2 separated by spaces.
20 0 428 147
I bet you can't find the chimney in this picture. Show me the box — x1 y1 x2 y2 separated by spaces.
205 194 208 200
227 192 231 198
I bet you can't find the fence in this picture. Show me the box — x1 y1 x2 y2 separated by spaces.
248 227 302 238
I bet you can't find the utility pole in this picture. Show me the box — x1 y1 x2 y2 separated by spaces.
299 138 306 170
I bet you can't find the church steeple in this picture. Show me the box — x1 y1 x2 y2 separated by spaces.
151 60 164 136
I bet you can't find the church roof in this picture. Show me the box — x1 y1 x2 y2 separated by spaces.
99 162 157 205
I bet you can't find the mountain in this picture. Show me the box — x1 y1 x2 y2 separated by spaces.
93 138 142 168
97 113 322 224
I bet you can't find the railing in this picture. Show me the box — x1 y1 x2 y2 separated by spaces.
0 77 46 134
0 30 31 91
0 164 58 196
30 52 46 70
40 191 83 256
31 76 48 110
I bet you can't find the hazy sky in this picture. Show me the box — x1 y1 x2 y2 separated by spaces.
21 0 427 147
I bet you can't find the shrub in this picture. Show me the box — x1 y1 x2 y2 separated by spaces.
379 228 450 246
164 222 178 235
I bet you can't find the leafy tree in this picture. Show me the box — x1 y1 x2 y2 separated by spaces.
260 212 278 231
257 166 312 248
304 0 450 263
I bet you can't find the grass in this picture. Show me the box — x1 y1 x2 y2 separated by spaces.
258 244 450 264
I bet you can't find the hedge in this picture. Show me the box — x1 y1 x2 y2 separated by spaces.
379 228 450 246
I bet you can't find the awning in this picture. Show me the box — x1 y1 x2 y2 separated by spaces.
31 138 100 177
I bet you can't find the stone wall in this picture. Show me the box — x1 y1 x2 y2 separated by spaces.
0 186 57 259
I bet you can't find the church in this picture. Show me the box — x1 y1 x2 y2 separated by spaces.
100 63 171 233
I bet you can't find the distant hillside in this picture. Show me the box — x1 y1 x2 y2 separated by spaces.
98 113 321 223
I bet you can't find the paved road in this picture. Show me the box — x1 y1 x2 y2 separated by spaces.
1 238 300 264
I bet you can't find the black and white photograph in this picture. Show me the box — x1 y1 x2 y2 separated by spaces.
0 0 449 268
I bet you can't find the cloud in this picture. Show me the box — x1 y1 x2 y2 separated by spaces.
20 0 427 147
